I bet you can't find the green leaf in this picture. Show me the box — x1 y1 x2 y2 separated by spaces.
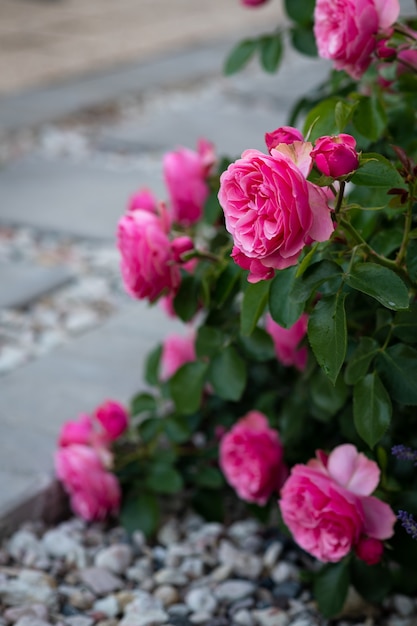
351 559 392 604
163 415 192 443
208 345 247 401
308 293 347 384
377 343 417 405
146 464 184 494
353 372 392 448
145 345 162 386
290 25 317 57
224 39 257 75
169 361 208 414
139 417 162 444
241 280 270 336
120 493 160 537
369 227 403 256
204 191 222 225
351 153 406 189
214 261 241 306
130 392 156 416
291 260 343 303
193 466 224 489
352 95 387 141
173 275 200 322
192 488 224 522
284 0 315 24
393 305 417 343
310 370 349 420
269 265 304 328
344 337 380 385
259 34 283 73
406 239 417 282
196 326 224 358
314 560 350 618
346 263 409 311
238 327 275 361
335 100 356 132
303 97 339 141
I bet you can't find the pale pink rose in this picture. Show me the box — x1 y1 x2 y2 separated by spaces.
355 536 384 565
163 139 215 226
55 444 105 493
265 126 304 153
127 187 158 213
311 134 359 178
58 414 93 447
265 313 308 371
220 411 287 505
280 444 396 563
117 208 180 302
160 332 197 380
70 471 120 522
218 148 333 282
95 400 129 441
314 0 400 79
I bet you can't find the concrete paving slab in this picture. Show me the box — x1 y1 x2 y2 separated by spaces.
0 155 164 239
0 263 73 310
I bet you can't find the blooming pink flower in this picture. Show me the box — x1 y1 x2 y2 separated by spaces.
58 414 93 447
314 0 400 79
355 536 384 565
280 444 396 563
55 444 120 521
265 126 304 153
311 134 359 178
117 207 180 302
163 139 215 226
127 187 158 213
265 313 308 371
220 411 287 505
95 400 129 442
160 332 197 380
218 148 333 282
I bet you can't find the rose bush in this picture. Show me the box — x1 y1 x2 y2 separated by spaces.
55 0 417 616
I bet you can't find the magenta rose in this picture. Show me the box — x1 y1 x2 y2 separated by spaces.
280 444 396 563
127 187 158 213
163 139 215 226
160 332 196 381
355 536 384 565
117 207 180 302
314 0 400 79
265 126 304 153
58 414 93 447
218 147 333 282
220 411 287 505
265 313 308 371
241 0 269 5
95 400 129 442
311 134 359 178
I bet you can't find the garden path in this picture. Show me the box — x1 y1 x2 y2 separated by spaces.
0 0 329 533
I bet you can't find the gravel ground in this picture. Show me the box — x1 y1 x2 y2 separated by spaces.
0 513 416 626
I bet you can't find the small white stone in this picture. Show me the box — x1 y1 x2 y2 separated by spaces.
14 618 51 626
179 557 204 579
214 580 256 603
119 592 167 626
234 609 254 626
228 519 260 542
210 563 233 582
185 588 218 615
271 561 299 584
0 570 57 609
93 595 119 618
157 519 181 546
154 568 188 586
94 544 132 575
8 530 44 562
263 542 284 570
393 595 415 618
251 608 290 626
189 612 213 624
153 585 179 607
42 529 86 568
64 617 94 626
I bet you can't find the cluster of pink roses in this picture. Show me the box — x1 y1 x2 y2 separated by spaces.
117 140 215 303
55 400 128 521
218 126 358 283
220 412 396 564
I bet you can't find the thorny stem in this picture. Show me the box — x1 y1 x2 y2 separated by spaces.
396 184 415 265
334 181 346 216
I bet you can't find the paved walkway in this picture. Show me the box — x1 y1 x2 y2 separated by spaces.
0 0 329 532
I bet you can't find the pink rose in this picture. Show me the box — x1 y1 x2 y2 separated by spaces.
265 126 304 153
55 445 120 521
95 400 129 441
127 187 158 213
160 332 197 380
311 134 359 178
280 444 396 563
58 414 93 447
355 536 384 565
218 148 333 282
163 139 215 226
241 0 269 5
265 313 308 371
117 207 180 302
314 0 400 79
171 236 194 263
220 411 287 505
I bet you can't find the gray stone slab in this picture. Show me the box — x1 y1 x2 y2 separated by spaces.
0 155 164 239
0 263 73 309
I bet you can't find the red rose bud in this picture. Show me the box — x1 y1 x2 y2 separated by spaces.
355 536 384 565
